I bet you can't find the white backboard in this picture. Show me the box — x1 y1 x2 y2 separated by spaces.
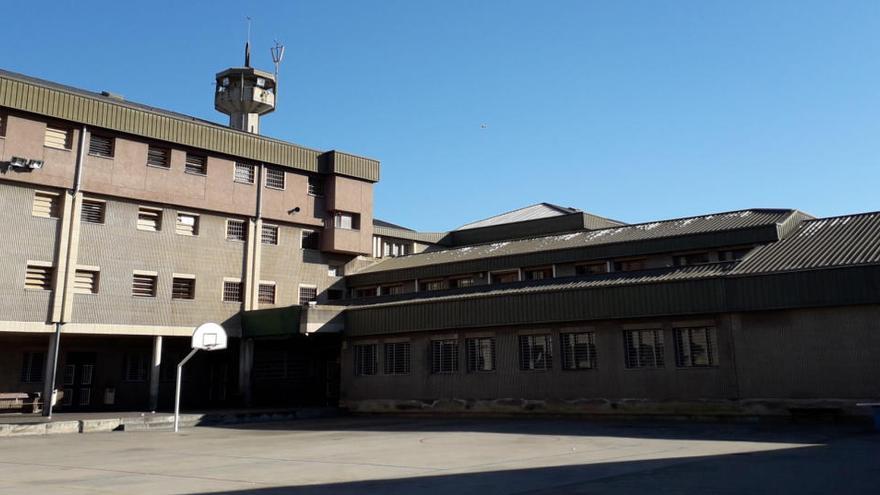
191 322 228 351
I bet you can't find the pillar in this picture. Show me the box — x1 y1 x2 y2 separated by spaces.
41 328 61 417
238 338 254 406
149 336 163 411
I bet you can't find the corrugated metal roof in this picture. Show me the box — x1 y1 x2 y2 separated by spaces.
355 209 800 275
457 203 583 230
733 211 880 274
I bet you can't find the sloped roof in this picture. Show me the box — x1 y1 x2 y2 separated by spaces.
457 203 582 230
373 218 415 231
355 208 802 275
733 211 880 274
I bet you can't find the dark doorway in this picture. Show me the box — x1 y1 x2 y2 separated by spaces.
60 352 97 411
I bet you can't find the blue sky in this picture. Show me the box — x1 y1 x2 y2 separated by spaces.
3 1 879 230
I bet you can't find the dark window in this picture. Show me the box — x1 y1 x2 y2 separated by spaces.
261 224 279 245
719 248 752 262
491 271 519 284
20 352 45 383
430 339 459 374
561 332 597 370
185 153 207 175
301 230 320 249
172 277 195 300
380 285 403 296
0 113 6 137
147 145 170 168
223 281 243 303
354 287 377 298
384 342 411 375
519 334 553 371
615 259 646 272
299 286 317 305
234 162 255 184
466 337 496 372
327 289 344 301
259 283 276 304
624 329 665 368
674 327 718 367
422 279 446 291
333 212 360 230
132 273 157 297
124 353 149 382
80 199 106 224
226 219 246 241
673 252 710 267
451 276 477 288
575 263 608 276
88 134 114 158
524 267 553 281
265 167 285 189
353 344 377 376
308 175 324 196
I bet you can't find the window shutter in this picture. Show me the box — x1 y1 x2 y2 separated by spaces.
80 200 105 224
132 274 157 297
185 153 207 174
147 146 170 168
137 207 162 231
172 277 196 300
88 134 114 157
73 269 99 294
176 213 199 236
25 265 53 290
44 125 70 149
32 191 61 218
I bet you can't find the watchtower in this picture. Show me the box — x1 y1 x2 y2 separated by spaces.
214 43 277 134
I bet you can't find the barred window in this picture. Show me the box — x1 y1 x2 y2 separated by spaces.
674 327 718 367
223 281 243 303
451 276 477 288
299 285 317 305
132 273 157 297
226 219 246 241
88 134 114 158
137 207 162 231
307 175 324 196
431 339 459 374
81 199 106 224
124 353 149 382
234 162 255 184
353 344 377 376
465 337 496 372
185 152 207 175
524 267 553 281
147 145 170 168
624 329 665 368
259 283 276 304
422 279 446 291
384 342 410 375
491 271 519 284
44 125 71 149
265 167 285 189
519 334 553 371
172 277 195 300
73 269 99 294
380 284 403 296
261 224 279 245
354 287 377 298
176 213 199 236
575 263 608 276
301 229 320 249
32 191 61 219
561 332 597 370
25 264 54 291
20 352 45 383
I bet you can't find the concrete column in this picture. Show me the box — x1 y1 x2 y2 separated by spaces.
149 336 163 411
41 329 60 417
238 338 254 406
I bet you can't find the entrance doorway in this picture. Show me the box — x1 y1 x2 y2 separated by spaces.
60 352 97 410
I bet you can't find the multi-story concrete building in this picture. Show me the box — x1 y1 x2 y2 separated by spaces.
1 65 879 419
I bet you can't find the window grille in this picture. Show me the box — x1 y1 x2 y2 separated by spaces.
25 264 53 290
223 281 243 303
261 224 279 245
172 277 195 300
452 277 476 288
491 271 519 284
147 145 170 168
226 219 246 241
137 207 162 231
234 162 255 184
575 263 607 275
431 339 459 374
519 334 553 371
88 134 114 157
80 199 106 224
132 274 157 297
422 280 446 291
384 342 410 375
624 329 665 368
465 337 496 372
176 213 199 236
674 327 718 367
301 229 320 249
380 285 403 296
185 153 207 175
353 344 378 376
561 332 597 370
20 352 45 383
265 167 285 189
44 125 71 149
299 285 317 305
124 353 149 382
73 269 99 294
524 267 553 280
308 175 324 196
259 283 276 304
32 191 61 218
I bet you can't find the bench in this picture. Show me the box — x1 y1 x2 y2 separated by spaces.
0 392 42 414
857 403 880 431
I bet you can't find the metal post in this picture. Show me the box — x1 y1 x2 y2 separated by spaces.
149 336 163 412
173 348 199 433
42 324 62 417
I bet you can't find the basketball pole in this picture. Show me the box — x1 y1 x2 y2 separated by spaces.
174 348 200 433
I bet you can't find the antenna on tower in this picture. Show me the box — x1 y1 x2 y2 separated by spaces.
270 40 285 103
244 16 252 67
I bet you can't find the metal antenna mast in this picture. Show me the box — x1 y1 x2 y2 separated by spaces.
270 40 285 105
244 16 252 67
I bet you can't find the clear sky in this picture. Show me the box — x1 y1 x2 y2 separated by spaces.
3 1 879 231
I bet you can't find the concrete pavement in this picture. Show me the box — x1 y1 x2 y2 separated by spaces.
0 417 877 494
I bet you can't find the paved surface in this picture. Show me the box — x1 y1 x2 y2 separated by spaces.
0 417 877 494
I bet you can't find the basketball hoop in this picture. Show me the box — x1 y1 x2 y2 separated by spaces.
175 323 229 432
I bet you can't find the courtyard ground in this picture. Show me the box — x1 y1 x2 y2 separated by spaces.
0 416 877 494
